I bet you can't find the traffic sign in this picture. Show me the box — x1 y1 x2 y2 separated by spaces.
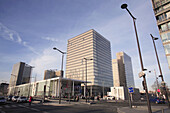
128 87 134 93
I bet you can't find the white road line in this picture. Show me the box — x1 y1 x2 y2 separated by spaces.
18 104 24 107
30 108 40 112
11 105 17 107
4 105 9 108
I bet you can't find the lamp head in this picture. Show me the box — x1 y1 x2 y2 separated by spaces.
53 47 57 50
121 4 128 9
154 37 158 40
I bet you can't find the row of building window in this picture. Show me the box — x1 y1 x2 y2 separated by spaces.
156 11 170 22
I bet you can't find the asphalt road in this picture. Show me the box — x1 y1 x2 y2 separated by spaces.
0 100 167 113
0 101 117 113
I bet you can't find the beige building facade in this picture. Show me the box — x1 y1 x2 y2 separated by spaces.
65 29 113 95
151 0 170 68
44 70 62 80
112 52 135 88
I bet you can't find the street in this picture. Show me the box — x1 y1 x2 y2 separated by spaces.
0 99 169 113
0 100 117 113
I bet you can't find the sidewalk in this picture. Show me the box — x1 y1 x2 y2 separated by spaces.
117 106 170 113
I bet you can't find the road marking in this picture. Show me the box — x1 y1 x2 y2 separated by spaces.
18 104 24 107
30 108 40 111
11 105 17 107
4 105 9 108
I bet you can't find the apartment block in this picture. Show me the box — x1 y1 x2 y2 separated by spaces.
151 0 170 68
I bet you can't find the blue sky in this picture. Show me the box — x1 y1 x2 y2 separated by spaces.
0 0 169 91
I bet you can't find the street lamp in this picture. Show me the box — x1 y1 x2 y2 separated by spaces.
149 69 160 97
121 4 152 113
53 47 66 104
150 34 170 108
83 58 93 103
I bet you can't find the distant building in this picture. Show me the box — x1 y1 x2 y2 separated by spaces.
65 29 113 95
0 83 9 96
108 52 138 100
44 70 62 80
112 52 135 88
9 62 33 87
8 77 85 97
151 0 170 68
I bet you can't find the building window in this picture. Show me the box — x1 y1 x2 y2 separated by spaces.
164 44 170 54
167 56 170 66
168 22 170 29
161 24 167 32
161 32 170 43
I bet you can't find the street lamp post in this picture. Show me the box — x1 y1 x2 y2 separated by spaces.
121 4 152 113
53 47 66 104
83 58 93 103
150 34 170 108
149 70 160 97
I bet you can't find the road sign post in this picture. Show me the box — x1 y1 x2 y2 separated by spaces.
128 87 134 108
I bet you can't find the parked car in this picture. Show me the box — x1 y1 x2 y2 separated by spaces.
0 96 6 104
12 96 19 102
7 95 13 101
17 96 27 103
106 96 115 100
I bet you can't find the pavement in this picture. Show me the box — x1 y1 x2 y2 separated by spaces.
117 106 170 113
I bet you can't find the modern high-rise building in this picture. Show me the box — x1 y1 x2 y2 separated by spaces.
112 52 135 88
9 62 33 87
44 70 62 80
65 29 113 95
151 0 170 68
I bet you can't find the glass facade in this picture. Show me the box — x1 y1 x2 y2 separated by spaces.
66 29 113 87
152 0 170 68
112 52 135 88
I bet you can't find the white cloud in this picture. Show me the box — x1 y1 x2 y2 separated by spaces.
0 22 39 55
42 37 65 43
29 48 61 81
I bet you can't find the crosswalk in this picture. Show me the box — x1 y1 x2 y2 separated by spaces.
0 103 40 109
0 103 49 113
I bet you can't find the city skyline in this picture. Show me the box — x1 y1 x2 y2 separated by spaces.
0 0 169 91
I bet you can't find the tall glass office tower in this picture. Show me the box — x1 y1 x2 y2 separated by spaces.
151 0 170 68
112 52 135 88
65 29 113 95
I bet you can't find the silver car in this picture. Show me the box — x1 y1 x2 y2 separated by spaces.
17 96 27 103
12 96 19 102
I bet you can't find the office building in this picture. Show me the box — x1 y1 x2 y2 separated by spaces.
9 62 33 87
151 0 170 68
65 29 113 95
44 70 62 80
108 52 137 100
112 52 135 88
